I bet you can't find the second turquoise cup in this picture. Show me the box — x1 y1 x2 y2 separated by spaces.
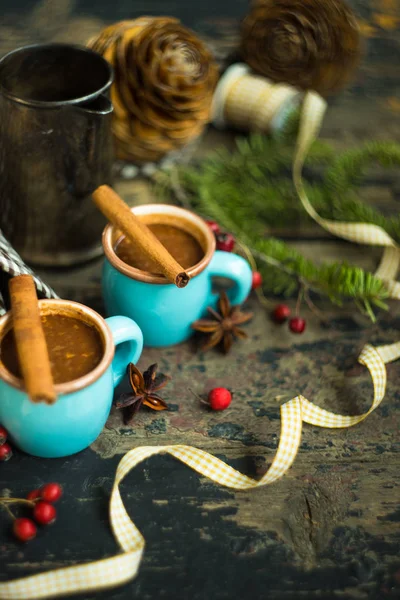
102 204 253 347
0 300 143 458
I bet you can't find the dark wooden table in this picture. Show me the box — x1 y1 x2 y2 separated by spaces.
1 140 400 600
1 2 400 599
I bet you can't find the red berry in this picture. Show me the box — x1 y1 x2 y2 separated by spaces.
208 388 232 411
0 425 8 444
27 489 41 501
251 271 263 290
273 304 291 324
216 232 235 253
33 501 56 525
0 442 12 461
13 518 37 542
289 317 306 334
205 220 221 235
40 483 62 503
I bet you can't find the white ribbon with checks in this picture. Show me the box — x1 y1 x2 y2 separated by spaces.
293 91 400 295
1 71 400 600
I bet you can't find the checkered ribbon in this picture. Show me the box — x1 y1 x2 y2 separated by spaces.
0 230 58 314
0 339 398 600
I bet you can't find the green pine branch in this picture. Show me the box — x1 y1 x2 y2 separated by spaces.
184 195 389 319
154 133 400 319
160 135 400 240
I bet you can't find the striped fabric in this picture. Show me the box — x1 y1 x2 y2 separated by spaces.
0 230 58 314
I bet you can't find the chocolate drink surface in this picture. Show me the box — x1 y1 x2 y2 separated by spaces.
1 315 103 385
114 223 204 273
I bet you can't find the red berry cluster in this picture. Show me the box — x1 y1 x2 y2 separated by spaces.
273 304 306 334
0 483 63 542
205 220 263 291
0 425 13 461
206 220 236 253
204 220 306 330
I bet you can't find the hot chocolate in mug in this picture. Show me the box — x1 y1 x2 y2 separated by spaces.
102 204 253 347
0 299 143 458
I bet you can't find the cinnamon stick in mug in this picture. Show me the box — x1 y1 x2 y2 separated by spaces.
92 185 190 288
8 275 56 404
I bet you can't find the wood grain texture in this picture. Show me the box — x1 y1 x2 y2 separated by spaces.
1 213 399 599
0 1 399 599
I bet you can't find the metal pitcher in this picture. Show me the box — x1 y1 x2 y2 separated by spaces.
0 43 114 266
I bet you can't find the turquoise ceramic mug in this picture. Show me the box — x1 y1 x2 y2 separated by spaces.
102 204 253 347
0 299 143 458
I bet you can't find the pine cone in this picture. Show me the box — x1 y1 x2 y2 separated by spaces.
88 18 219 164
241 0 360 96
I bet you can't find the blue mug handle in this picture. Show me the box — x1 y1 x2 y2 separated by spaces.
105 316 144 387
207 250 253 307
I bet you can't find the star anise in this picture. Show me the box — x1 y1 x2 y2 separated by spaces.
116 363 170 425
191 291 253 354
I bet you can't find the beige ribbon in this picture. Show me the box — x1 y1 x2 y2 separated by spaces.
293 91 400 295
1 71 400 600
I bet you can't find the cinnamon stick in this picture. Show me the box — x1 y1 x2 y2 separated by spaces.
8 275 56 404
92 185 190 288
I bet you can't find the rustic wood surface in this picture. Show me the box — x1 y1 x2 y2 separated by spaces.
0 1 400 599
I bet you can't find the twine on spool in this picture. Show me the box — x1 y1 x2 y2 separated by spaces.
212 63 302 134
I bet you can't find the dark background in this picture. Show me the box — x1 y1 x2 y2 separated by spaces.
0 0 399 101
4 0 250 27
0 0 249 28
